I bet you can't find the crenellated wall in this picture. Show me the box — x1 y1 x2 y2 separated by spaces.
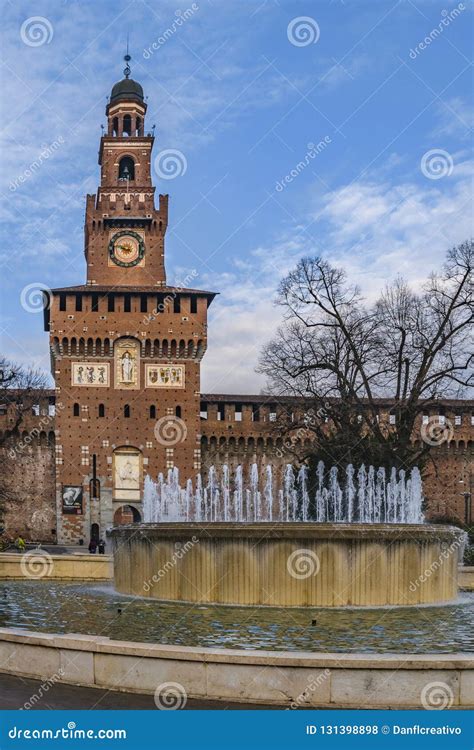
0 392 473 541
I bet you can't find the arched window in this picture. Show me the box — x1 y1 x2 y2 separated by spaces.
73 403 80 417
175 405 182 418
112 117 118 136
123 114 132 136
135 116 142 136
124 404 130 418
98 404 105 418
149 405 156 419
118 156 135 181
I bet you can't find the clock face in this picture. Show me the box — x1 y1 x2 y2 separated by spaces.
108 231 145 267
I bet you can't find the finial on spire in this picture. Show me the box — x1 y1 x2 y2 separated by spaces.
123 34 131 79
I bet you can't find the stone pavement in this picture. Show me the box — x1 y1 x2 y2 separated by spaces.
0 673 281 710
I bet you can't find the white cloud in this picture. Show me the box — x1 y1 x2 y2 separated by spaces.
201 158 474 391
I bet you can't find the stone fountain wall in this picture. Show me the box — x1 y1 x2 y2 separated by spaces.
111 523 463 607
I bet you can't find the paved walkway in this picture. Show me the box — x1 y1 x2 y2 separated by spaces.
0 673 280 710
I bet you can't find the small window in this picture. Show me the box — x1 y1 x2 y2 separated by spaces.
48 404 55 417
438 415 446 425
91 294 99 312
98 404 105 418
140 295 147 313
200 402 208 420
149 405 156 419
156 294 165 313
124 295 131 313
0 404 7 416
73 403 80 417
454 415 462 426
75 295 82 312
235 404 242 422
32 404 40 416
422 414 429 425
471 414 474 426
190 297 197 314
268 404 277 422
389 414 396 425
175 405 182 418
252 405 260 422
124 404 130 418
107 295 115 313
217 404 225 421
173 297 181 314
59 294 67 312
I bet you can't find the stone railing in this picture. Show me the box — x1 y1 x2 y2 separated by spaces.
0 553 113 581
0 629 471 708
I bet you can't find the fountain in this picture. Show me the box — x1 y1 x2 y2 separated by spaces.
140 462 424 524
111 462 465 608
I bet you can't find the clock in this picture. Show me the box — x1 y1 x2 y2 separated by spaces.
108 230 145 267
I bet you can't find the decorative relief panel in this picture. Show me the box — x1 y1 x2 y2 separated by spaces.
114 338 140 390
113 448 142 502
71 363 109 387
145 364 185 388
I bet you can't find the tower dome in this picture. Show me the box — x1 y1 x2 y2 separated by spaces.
110 77 144 104
109 51 144 105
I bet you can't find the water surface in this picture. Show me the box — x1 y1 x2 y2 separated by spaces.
1 581 472 653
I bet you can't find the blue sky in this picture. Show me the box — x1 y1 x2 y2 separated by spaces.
1 0 472 393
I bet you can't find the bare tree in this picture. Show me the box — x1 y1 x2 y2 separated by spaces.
258 241 473 471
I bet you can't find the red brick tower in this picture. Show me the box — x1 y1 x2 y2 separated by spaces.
44 56 216 544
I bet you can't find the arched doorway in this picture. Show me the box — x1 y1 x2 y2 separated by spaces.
113 505 141 525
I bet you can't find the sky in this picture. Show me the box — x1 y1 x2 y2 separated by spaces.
0 0 472 394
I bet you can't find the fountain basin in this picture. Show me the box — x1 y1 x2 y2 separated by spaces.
111 523 464 607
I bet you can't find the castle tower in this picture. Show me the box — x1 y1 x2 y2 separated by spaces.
44 56 216 544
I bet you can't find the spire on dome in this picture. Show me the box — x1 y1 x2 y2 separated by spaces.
123 34 131 79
